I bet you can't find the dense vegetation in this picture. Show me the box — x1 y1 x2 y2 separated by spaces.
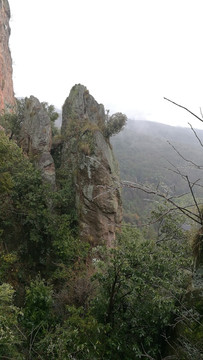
0 112 202 359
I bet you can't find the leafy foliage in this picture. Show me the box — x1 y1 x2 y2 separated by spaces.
0 112 201 359
41 101 60 136
23 277 53 330
0 98 26 139
90 227 191 358
22 225 191 359
0 130 23 194
104 112 127 138
41 102 59 123
0 131 49 266
0 283 23 358
0 130 81 278
37 306 107 359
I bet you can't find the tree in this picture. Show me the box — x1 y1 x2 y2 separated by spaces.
41 102 59 123
0 98 26 140
41 102 60 136
118 99 203 359
0 130 50 268
104 112 127 138
90 226 190 359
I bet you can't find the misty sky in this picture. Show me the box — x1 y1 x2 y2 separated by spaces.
8 0 203 129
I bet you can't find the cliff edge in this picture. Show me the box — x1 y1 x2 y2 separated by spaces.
0 0 15 111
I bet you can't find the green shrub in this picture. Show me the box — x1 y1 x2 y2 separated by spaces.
0 283 23 358
23 277 53 330
91 226 191 358
104 112 127 138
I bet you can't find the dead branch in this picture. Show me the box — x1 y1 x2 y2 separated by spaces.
165 158 190 179
166 161 203 192
200 107 203 120
185 175 202 221
165 162 203 200
167 140 203 169
140 344 156 359
121 180 202 225
164 97 203 123
188 122 203 147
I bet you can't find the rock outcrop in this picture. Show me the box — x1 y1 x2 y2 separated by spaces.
61 84 122 246
0 0 15 112
19 96 55 187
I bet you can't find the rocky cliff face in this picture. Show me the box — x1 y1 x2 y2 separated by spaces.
61 84 122 246
19 96 55 187
0 0 15 112
0 0 122 246
17 86 122 246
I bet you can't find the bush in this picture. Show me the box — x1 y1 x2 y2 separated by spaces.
0 283 23 358
23 277 53 331
104 112 127 138
91 226 191 358
0 98 26 140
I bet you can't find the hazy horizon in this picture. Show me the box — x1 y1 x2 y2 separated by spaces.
8 0 203 130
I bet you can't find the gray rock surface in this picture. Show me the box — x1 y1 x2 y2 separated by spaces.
61 84 122 246
19 96 55 187
0 0 15 111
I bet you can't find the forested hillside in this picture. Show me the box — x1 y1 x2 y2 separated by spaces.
0 0 202 358
112 119 203 224
0 106 202 359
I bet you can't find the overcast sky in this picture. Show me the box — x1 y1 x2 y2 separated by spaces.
8 0 203 129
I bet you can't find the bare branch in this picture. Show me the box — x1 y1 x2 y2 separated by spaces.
166 157 203 224
165 158 189 178
126 207 177 228
140 344 156 359
167 140 203 169
122 180 202 224
185 175 203 225
188 122 203 147
165 161 203 198
164 97 203 123
148 207 176 224
200 107 203 120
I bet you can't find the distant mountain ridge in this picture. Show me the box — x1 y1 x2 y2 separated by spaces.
111 119 203 222
123 119 203 144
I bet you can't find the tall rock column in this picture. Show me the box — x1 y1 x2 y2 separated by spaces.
0 0 15 111
61 84 122 247
19 96 56 187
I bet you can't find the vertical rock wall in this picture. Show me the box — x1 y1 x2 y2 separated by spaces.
61 84 122 246
19 96 56 187
0 0 122 245
0 0 15 111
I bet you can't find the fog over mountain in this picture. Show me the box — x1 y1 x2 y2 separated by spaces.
111 119 203 222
